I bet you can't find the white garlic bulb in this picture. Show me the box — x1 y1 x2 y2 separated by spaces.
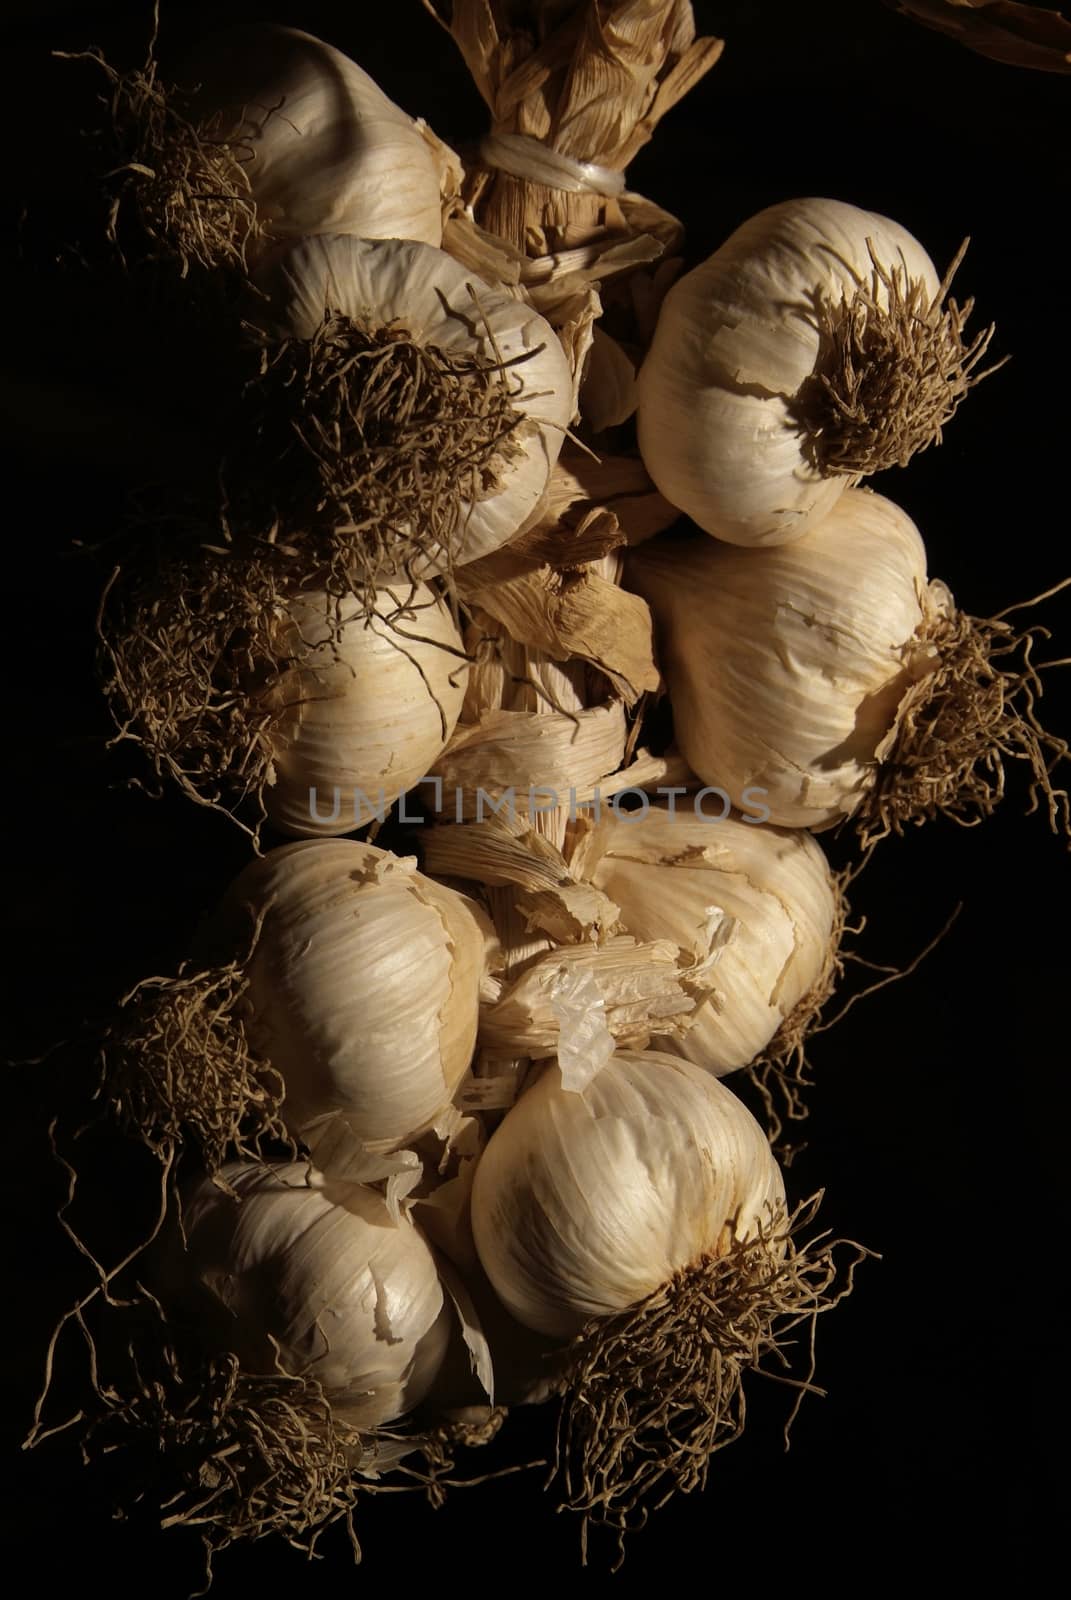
262 585 468 838
180 1162 451 1428
254 235 574 570
629 489 944 829
573 807 838 1073
637 197 943 545
183 24 458 253
221 840 491 1155
471 1052 784 1338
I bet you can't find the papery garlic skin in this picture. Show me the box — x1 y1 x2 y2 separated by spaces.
629 489 945 830
181 1162 450 1428
262 585 468 838
576 808 836 1073
256 236 574 569
183 25 456 252
637 197 940 545
222 841 489 1153
471 1053 784 1338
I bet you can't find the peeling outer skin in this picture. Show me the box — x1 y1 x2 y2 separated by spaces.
575 808 838 1079
464 566 661 708
429 699 630 819
421 815 622 944
478 931 733 1075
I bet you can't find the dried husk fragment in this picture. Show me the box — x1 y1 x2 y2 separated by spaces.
885 0 1071 72
479 931 729 1074
465 565 660 706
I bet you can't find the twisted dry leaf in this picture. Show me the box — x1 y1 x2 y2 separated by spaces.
885 0 1071 71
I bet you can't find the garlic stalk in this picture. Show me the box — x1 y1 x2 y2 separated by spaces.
179 1162 451 1430
251 234 573 585
629 488 1070 839
262 584 468 838
571 806 841 1080
470 1052 860 1533
425 1 722 260
429 617 629 852
637 197 1001 545
220 841 494 1160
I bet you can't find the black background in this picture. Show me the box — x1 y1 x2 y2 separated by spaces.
2 0 1068 1590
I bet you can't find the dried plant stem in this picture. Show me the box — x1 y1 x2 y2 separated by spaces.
796 239 1007 476
859 582 1071 847
556 1198 870 1563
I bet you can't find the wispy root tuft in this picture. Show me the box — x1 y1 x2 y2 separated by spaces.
229 310 533 610
97 550 293 837
555 1198 870 1563
86 1338 365 1575
97 934 290 1177
859 584 1071 848
795 238 1007 477
58 18 261 280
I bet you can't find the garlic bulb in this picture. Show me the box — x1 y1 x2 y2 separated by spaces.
254 235 574 572
573 807 838 1074
471 1052 783 1339
182 24 458 254
629 489 943 829
262 585 468 838
469 1052 855 1535
221 840 491 1155
180 1162 451 1428
637 197 995 545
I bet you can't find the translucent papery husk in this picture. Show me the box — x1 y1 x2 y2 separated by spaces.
628 489 1070 839
479 933 731 1088
246 234 574 586
424 1 723 259
217 840 495 1162
637 198 1004 546
60 21 461 285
